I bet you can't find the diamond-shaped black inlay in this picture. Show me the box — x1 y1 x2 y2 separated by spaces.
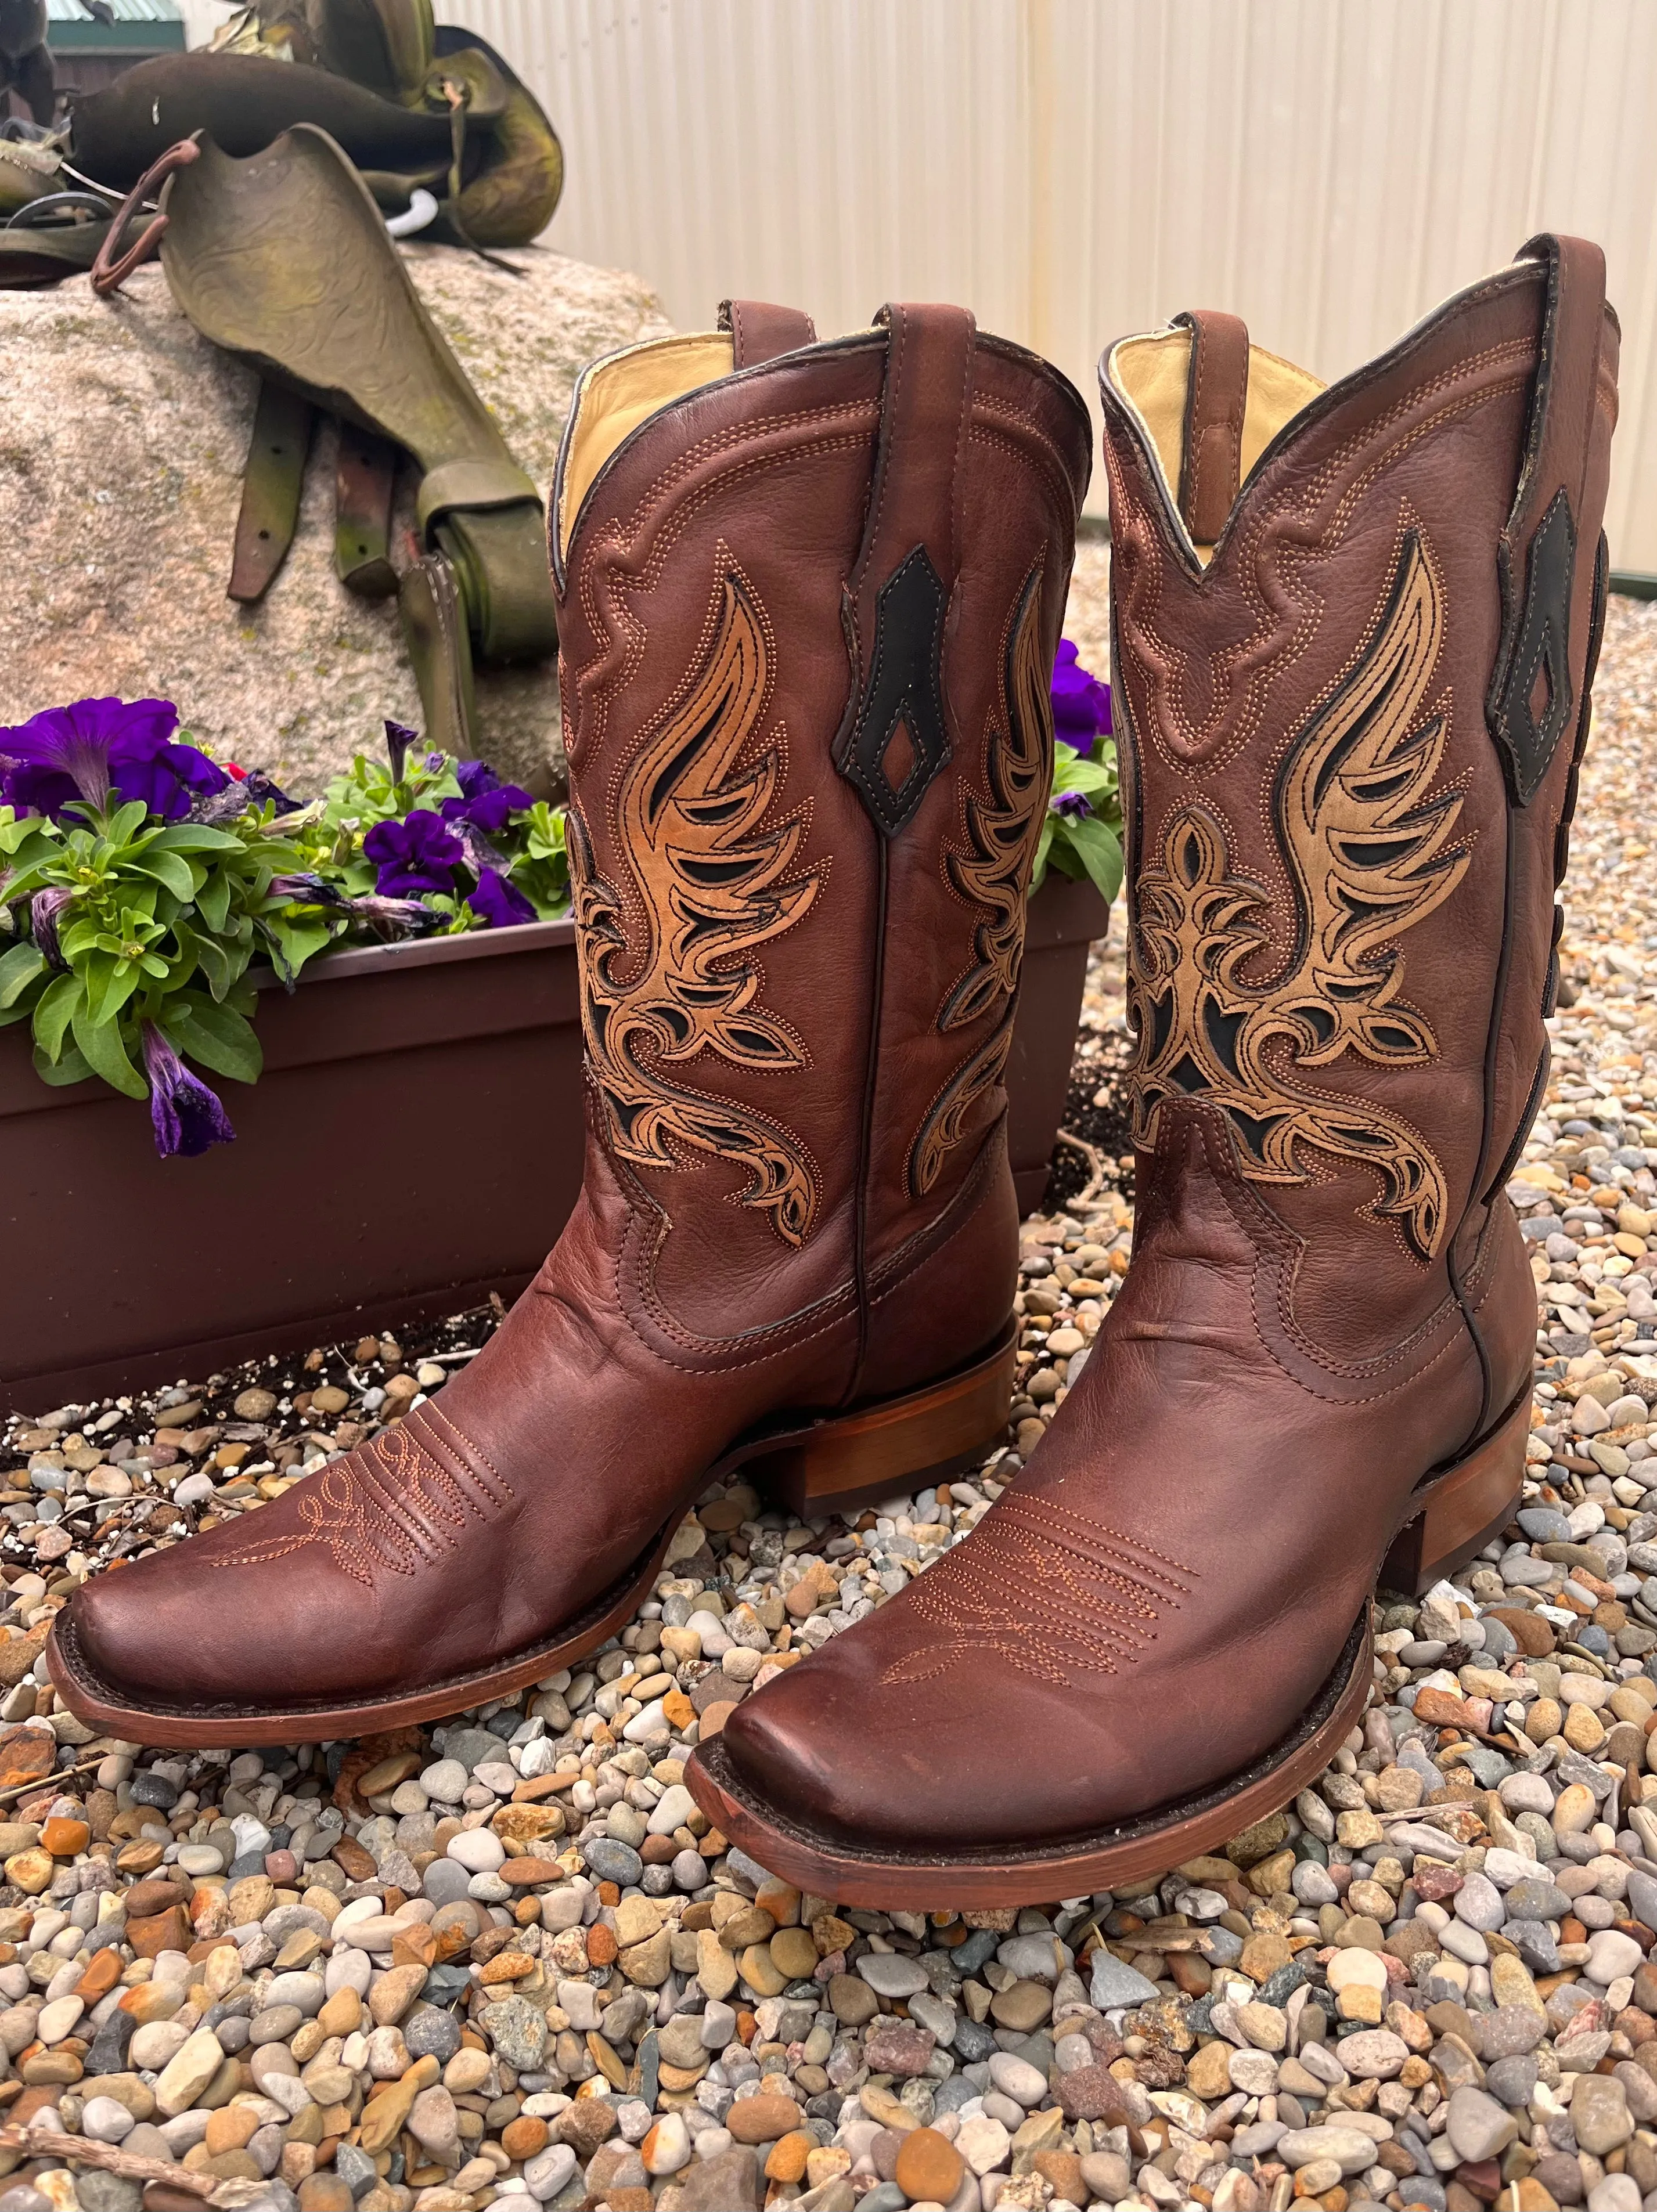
1490 486 1577 806
836 544 952 837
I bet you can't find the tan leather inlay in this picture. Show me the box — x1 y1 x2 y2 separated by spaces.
1128 525 1470 1262
572 564 824 1247
907 566 1052 1199
210 1406 511 1589
937 564 1053 1031
908 1001 1018 1201
880 1492 1195 1687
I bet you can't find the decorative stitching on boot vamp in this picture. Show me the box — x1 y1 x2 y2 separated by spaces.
878 1492 1195 1687
206 1405 512 1590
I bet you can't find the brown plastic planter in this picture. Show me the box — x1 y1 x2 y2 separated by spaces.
0 874 1110 1413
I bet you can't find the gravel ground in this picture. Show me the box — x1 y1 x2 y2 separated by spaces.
1 594 1656 2212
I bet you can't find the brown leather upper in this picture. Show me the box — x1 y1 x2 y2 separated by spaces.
715 243 1619 1852
56 308 1090 1723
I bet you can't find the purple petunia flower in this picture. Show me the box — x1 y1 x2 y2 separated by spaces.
446 816 507 879
467 868 536 928
0 697 229 822
442 757 533 838
30 886 73 970
268 874 438 938
1051 641 1112 751
1051 789 1093 822
142 1023 235 1159
383 719 420 785
191 767 305 827
362 809 463 897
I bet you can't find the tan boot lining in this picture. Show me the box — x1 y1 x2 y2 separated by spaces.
1105 329 1325 562
556 331 736 563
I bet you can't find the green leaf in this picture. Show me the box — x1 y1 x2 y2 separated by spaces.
0 822 55 871
146 824 242 854
105 799 151 849
33 1040 91 1087
194 868 232 936
33 972 80 1060
128 848 201 901
59 914 104 961
1053 813 1124 905
0 940 45 1009
164 997 262 1084
71 1001 146 1099
81 950 143 1030
192 923 239 1002
1030 812 1056 893
259 911 337 987
0 860 55 905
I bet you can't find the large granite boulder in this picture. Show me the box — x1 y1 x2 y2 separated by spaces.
0 244 669 790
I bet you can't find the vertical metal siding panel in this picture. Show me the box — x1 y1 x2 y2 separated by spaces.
442 0 1656 561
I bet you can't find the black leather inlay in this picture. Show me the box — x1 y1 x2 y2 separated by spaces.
836 543 952 836
1489 486 1577 806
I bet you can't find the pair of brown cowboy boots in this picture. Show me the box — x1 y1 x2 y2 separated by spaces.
50 239 1619 1907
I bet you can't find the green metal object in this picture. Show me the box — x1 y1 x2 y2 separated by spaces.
44 0 185 51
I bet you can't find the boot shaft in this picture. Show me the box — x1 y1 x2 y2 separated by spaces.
1099 239 1618 1362
552 303 1092 1365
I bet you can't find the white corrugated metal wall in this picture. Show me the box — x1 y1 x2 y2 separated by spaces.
300 0 1656 562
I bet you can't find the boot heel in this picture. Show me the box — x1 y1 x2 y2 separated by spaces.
1380 1389 1530 1596
740 1326 1018 1519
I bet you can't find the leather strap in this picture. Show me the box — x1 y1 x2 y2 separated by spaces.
1173 308 1248 545
228 378 315 605
1486 233 1609 805
399 548 477 755
416 457 542 536
833 302 976 837
335 423 399 600
718 298 817 369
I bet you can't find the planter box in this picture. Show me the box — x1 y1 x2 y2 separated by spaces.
0 874 1110 1413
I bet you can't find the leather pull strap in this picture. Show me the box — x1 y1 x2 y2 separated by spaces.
399 548 478 756
718 297 817 368
1173 308 1248 545
335 423 399 600
833 301 976 838
1486 233 1610 806
228 378 315 605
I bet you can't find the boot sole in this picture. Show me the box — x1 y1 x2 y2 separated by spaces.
45 1325 1018 1749
685 1385 1530 1907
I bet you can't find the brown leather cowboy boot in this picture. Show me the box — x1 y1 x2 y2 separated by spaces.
48 299 1092 1746
690 236 1619 1905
